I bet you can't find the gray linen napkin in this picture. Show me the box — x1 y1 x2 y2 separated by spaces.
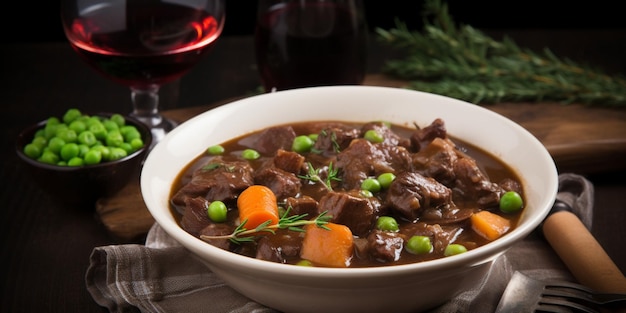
85 173 594 313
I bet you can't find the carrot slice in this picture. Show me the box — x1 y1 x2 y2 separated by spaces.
470 210 511 241
237 185 279 230
300 222 354 268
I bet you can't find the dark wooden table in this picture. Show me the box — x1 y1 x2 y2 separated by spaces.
2 31 626 312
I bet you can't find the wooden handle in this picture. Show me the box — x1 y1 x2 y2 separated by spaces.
542 210 626 293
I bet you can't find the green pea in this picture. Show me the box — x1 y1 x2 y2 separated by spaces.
361 178 381 193
500 191 524 213
207 200 228 222
85 116 102 127
84 149 102 165
364 129 384 143
60 143 80 161
292 135 315 153
78 130 97 146
47 137 65 154
77 144 90 157
359 189 373 198
46 116 61 126
406 236 433 254
108 147 128 161
44 123 62 139
24 143 42 159
62 108 82 124
120 126 141 142
130 138 144 151
68 120 87 134
110 113 126 127
308 134 318 141
296 259 314 267
119 142 133 154
67 157 84 166
444 244 468 256
377 173 396 189
89 123 107 141
103 120 119 132
39 151 59 165
105 130 124 147
32 135 47 147
56 129 77 143
376 216 399 232
242 149 260 160
91 145 110 160
207 145 225 155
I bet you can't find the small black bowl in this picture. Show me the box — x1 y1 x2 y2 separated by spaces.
15 113 152 207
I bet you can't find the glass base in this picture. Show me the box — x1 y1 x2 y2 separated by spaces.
130 113 177 149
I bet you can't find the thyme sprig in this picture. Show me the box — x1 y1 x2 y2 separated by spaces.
298 162 341 191
375 0 626 107
200 210 332 245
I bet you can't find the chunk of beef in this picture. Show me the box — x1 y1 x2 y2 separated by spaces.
285 196 319 218
171 158 254 207
385 172 453 221
412 137 459 186
312 124 361 156
198 223 236 250
335 139 413 190
402 222 462 255
366 230 405 263
361 121 411 148
318 190 380 237
499 178 523 194
410 118 448 153
420 207 474 224
452 157 505 208
250 126 297 155
254 159 301 200
255 229 303 263
180 197 211 237
273 149 306 174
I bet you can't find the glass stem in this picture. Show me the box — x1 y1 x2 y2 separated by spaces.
130 85 162 128
130 85 177 147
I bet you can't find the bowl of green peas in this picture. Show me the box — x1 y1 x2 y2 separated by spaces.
16 108 152 207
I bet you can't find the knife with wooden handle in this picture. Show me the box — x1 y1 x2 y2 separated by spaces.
542 200 626 294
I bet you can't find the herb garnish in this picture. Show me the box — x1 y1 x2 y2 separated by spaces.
298 162 341 191
200 210 332 245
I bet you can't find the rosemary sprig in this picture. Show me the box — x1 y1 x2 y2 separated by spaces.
375 0 626 107
200 210 332 245
298 162 341 191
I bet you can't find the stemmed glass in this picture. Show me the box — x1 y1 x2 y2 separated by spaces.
255 0 368 92
61 0 225 144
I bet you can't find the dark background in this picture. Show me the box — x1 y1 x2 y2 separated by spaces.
4 0 626 43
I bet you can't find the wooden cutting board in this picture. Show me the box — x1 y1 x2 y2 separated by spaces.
96 74 626 242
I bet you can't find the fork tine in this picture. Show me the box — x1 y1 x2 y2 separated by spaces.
538 296 600 313
535 303 582 313
543 288 596 304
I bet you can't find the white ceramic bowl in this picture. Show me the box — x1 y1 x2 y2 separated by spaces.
141 86 558 313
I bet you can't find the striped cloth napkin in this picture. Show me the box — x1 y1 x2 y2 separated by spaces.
85 173 594 313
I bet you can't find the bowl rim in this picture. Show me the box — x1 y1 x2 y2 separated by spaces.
16 112 152 170
142 85 558 277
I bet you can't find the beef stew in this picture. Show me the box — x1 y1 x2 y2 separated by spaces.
170 118 524 268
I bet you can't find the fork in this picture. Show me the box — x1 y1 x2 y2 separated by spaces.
495 271 626 313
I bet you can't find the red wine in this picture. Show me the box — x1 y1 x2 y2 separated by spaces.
255 2 367 91
66 2 222 87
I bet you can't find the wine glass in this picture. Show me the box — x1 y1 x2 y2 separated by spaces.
61 0 225 144
255 0 368 92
